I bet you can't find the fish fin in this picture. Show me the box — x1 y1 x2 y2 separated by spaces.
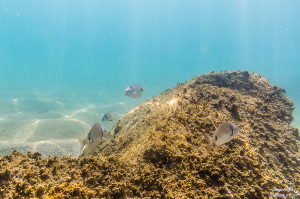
78 138 87 154
79 144 89 157
204 133 213 152
141 87 146 92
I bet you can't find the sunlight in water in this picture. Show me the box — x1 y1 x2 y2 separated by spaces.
167 98 178 106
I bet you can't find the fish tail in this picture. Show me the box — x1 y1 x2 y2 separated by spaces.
204 133 213 152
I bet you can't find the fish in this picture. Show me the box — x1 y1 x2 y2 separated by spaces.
125 84 144 98
102 112 116 122
204 122 239 151
79 123 106 157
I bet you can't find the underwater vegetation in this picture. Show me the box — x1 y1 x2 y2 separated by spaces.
0 71 299 198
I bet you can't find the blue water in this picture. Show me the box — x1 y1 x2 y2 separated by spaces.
0 0 299 156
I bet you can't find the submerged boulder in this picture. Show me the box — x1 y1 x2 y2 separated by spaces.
0 71 299 198
94 70 299 197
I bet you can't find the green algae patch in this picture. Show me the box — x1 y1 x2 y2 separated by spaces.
0 71 299 198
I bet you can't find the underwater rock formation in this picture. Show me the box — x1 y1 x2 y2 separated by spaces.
0 71 299 198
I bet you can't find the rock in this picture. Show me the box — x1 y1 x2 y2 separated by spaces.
0 71 299 198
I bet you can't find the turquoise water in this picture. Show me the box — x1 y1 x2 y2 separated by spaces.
0 1 299 157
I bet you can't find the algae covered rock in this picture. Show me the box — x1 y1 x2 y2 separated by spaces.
0 71 299 198
95 70 299 197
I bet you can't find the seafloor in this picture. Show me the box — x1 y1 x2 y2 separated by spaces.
0 71 299 198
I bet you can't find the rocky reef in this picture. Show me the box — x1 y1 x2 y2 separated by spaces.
0 71 299 198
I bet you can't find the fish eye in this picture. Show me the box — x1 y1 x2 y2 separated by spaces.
215 135 217 141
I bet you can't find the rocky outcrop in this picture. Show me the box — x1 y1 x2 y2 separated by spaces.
0 71 299 198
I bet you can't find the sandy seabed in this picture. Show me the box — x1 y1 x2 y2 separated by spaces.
0 71 299 198
0 89 131 158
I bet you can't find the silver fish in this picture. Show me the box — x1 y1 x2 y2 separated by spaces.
79 123 106 157
204 122 239 151
102 112 116 122
125 84 144 98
